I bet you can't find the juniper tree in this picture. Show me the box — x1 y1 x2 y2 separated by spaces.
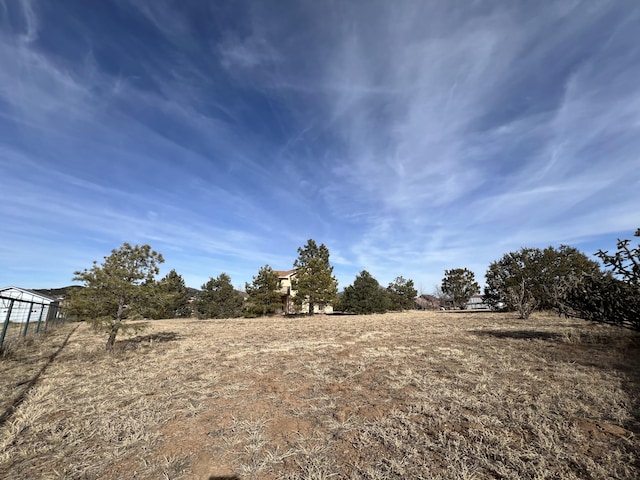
566 228 640 330
596 228 640 286
485 246 600 318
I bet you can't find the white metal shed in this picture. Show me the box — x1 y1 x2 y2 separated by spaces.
0 286 59 323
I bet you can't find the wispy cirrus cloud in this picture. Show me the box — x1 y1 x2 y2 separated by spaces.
1 1 638 291
238 1 640 286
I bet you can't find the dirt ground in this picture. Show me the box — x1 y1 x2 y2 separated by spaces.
1 311 638 479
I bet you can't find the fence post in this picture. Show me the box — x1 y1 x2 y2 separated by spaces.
46 302 59 328
42 304 50 333
48 304 57 328
54 304 62 325
1 299 15 351
22 302 34 338
35 304 46 334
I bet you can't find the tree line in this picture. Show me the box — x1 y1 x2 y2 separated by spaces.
66 238 420 349
67 240 341 349
68 228 639 350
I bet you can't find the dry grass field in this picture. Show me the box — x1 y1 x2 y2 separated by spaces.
1 311 638 479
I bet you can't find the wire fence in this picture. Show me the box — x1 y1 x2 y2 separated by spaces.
0 295 65 353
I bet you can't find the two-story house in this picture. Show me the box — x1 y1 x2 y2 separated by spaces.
275 269 333 314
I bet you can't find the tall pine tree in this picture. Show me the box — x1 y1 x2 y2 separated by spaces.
292 239 338 315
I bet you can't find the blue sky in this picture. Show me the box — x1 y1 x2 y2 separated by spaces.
1 1 639 292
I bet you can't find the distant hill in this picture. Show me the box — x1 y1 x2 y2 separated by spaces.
187 287 200 297
33 285 83 299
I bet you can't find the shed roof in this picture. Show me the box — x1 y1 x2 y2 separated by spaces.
0 286 57 303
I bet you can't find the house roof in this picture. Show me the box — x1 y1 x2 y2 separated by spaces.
419 294 439 301
275 269 297 279
0 286 57 302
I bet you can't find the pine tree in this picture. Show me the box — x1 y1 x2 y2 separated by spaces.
246 265 282 316
441 268 480 310
196 273 244 319
341 270 390 314
292 239 338 315
155 269 191 318
387 276 418 311
69 243 164 350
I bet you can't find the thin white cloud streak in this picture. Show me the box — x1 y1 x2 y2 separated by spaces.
126 0 190 40
0 41 91 127
218 33 282 73
0 0 38 44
